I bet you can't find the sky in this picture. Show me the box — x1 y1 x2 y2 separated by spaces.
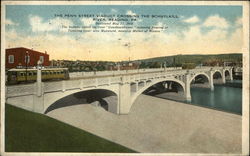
5 5 243 61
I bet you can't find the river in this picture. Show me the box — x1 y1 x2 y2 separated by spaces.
190 81 242 115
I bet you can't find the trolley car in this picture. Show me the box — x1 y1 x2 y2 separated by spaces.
7 68 69 84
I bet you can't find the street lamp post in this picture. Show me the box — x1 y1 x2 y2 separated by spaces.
123 42 131 65
37 60 42 96
25 51 29 82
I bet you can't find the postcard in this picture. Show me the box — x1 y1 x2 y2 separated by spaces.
1 1 249 156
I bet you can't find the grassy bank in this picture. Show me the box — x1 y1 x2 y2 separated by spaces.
5 104 136 152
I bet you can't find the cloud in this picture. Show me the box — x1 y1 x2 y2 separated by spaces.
6 25 243 61
29 15 73 32
203 15 229 29
183 26 202 41
126 10 137 16
183 16 200 23
154 22 164 27
81 18 96 26
6 32 89 60
7 13 243 61
6 19 19 26
6 29 18 40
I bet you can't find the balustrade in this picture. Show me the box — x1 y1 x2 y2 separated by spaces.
7 67 232 97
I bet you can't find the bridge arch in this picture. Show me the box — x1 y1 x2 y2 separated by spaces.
130 78 185 107
44 87 118 114
213 71 223 84
224 69 230 77
189 72 210 84
213 70 223 78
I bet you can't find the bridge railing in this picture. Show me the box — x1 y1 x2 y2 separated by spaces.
7 66 233 97
69 67 183 78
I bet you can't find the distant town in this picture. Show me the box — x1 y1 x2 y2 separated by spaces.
6 47 242 72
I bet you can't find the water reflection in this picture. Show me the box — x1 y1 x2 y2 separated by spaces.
190 84 242 115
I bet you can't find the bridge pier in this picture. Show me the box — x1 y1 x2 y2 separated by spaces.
209 70 214 91
229 68 233 81
168 81 172 90
119 82 131 114
163 82 168 89
135 82 139 92
222 69 226 84
185 73 191 102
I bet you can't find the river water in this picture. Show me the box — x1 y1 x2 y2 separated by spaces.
190 81 242 115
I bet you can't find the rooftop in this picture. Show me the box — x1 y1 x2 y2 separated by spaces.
6 47 48 55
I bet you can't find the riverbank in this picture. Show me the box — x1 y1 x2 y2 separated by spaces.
47 94 242 153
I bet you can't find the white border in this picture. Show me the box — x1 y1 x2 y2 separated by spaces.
1 1 249 156
1 2 6 156
1 0 247 5
242 1 249 155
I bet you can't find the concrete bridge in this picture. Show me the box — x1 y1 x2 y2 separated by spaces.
6 66 233 115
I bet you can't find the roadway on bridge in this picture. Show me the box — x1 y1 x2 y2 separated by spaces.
47 94 241 153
